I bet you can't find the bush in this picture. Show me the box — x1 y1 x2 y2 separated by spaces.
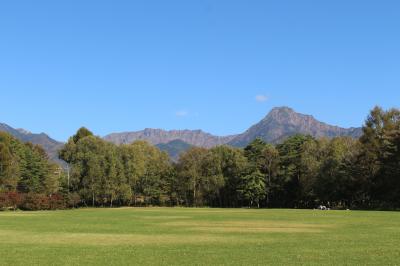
66 192 81 208
49 193 67 210
0 192 23 211
20 193 68 210
20 193 50 211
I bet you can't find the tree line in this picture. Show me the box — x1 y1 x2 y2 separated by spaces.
0 106 399 210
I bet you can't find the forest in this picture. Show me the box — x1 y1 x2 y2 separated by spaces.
0 106 399 210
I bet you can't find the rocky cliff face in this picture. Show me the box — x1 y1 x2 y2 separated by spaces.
228 107 362 146
104 128 236 148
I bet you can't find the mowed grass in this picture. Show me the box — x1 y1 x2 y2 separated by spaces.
1 208 400 265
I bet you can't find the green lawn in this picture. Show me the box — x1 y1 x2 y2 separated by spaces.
0 208 399 265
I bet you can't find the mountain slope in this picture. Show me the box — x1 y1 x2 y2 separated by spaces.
229 107 362 147
0 123 64 164
104 128 236 148
156 139 193 160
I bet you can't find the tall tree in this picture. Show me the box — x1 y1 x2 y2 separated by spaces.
276 134 314 207
210 146 247 207
260 144 280 207
314 137 359 208
177 147 224 206
237 168 266 208
359 107 400 205
0 133 20 191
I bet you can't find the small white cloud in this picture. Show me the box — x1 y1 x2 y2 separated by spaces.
176 110 189 117
255 94 268 102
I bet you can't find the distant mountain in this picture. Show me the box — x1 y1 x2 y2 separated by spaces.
156 139 193 160
229 107 362 147
104 128 237 148
0 123 64 165
1 106 362 164
104 107 363 149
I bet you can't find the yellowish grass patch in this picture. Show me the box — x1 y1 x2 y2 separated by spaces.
194 226 325 233
139 216 192 220
0 230 259 246
0 212 49 217
163 220 333 233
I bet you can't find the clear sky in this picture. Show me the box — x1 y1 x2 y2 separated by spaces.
1 0 399 141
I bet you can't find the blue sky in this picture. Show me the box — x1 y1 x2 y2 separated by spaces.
1 0 399 141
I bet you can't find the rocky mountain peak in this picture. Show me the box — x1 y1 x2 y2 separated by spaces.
264 106 314 124
228 107 362 147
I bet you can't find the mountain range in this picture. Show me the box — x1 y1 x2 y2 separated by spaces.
1 107 363 162
104 107 362 148
104 128 236 148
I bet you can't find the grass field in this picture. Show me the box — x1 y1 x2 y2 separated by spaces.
0 208 399 265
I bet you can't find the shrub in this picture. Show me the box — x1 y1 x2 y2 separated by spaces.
20 193 50 211
66 193 81 208
49 193 67 210
0 192 23 211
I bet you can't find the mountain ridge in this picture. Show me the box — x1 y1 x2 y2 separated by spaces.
104 128 237 148
1 107 363 162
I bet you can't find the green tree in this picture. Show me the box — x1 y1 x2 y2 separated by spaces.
118 143 146 205
298 138 329 207
358 107 400 206
0 133 20 191
177 147 224 206
244 138 267 168
237 168 266 208
260 144 280 207
210 146 247 207
276 134 314 207
60 130 106 206
314 137 359 208
128 141 171 205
